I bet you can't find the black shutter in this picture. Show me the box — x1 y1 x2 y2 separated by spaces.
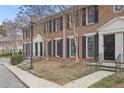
95 5 99 23
25 44 26 57
44 23 46 34
23 44 25 56
35 43 38 56
82 36 86 58
94 34 99 60
78 37 79 57
67 38 70 57
60 16 63 31
66 14 69 29
53 40 55 57
53 19 56 32
82 8 86 26
48 41 51 57
40 42 42 56
49 20 52 33
60 39 63 57
23 31 24 38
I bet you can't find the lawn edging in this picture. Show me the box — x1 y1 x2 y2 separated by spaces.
3 64 61 88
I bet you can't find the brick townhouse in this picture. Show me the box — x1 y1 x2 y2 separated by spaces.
23 5 124 62
0 35 23 53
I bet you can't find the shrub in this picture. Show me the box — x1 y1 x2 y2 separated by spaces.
11 54 23 65
0 52 12 57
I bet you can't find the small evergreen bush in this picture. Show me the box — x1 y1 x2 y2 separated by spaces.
11 54 23 65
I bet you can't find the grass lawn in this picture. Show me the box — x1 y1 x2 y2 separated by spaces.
89 72 124 88
19 60 97 85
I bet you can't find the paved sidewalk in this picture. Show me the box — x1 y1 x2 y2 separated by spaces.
5 64 114 88
63 71 114 88
4 64 61 88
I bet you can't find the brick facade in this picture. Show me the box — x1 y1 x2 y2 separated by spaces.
23 5 124 61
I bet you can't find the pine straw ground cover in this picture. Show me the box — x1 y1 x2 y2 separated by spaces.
19 60 97 85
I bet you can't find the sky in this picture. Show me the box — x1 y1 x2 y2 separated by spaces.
0 5 20 24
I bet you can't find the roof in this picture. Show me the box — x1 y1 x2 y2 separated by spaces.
98 16 124 31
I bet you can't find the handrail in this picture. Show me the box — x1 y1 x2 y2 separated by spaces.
94 53 103 65
115 54 121 69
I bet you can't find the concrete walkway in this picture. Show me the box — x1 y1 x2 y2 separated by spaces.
4 64 114 88
4 64 61 88
63 71 114 88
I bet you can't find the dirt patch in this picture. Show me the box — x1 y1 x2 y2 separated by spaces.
20 60 96 85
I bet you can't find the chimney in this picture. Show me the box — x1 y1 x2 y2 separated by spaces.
31 15 38 22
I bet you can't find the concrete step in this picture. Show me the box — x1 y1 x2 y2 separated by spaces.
99 67 117 72
102 60 115 63
88 63 116 68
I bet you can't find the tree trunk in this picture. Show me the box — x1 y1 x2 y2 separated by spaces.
75 37 79 62
45 39 49 60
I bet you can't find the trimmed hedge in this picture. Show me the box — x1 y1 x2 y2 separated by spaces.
11 54 23 65
0 53 12 57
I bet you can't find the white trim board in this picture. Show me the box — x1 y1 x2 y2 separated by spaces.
84 32 96 36
54 37 62 40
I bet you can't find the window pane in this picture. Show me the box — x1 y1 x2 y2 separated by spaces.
88 36 94 57
71 38 76 57
56 39 62 56
87 6 95 24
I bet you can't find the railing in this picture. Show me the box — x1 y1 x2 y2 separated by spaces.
94 53 103 65
115 54 121 68
115 54 124 72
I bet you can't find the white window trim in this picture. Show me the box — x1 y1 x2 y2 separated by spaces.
68 35 74 38
47 39 51 41
86 7 95 25
68 37 76 58
55 18 61 32
84 32 96 36
55 37 62 57
86 35 95 59
54 37 62 40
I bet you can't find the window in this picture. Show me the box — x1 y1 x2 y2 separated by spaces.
56 16 63 31
86 6 95 24
87 36 94 57
66 14 73 29
24 43 31 57
69 38 76 57
46 20 52 33
55 38 62 57
23 28 31 38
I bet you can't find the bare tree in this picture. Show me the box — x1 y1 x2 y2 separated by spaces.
1 19 22 53
18 5 70 60
68 6 80 62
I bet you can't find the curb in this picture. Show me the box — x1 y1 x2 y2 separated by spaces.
2 64 29 88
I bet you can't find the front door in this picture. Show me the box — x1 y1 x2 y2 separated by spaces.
104 34 115 60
